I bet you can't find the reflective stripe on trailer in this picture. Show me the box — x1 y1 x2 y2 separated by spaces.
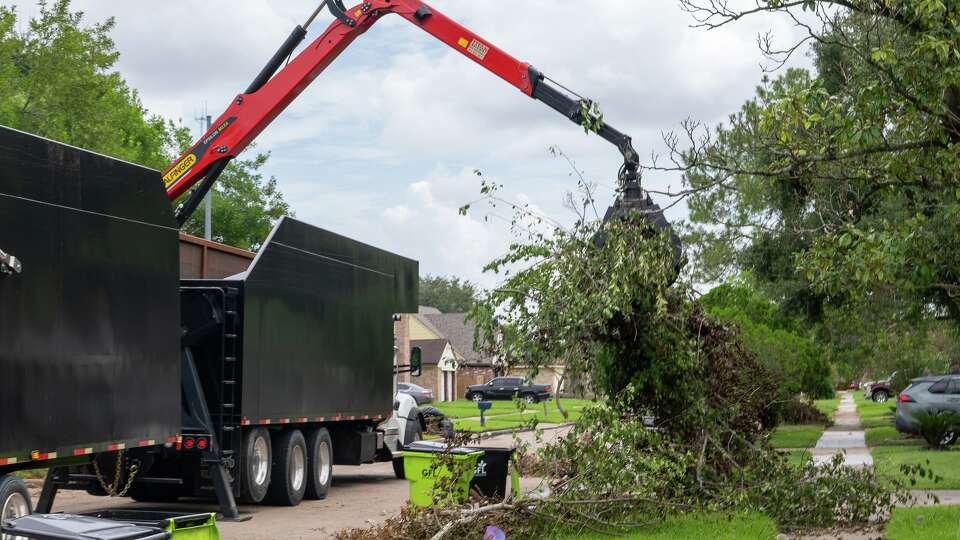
30 451 58 461
242 414 384 425
0 457 18 465
72 448 94 457
106 443 126 452
138 440 156 447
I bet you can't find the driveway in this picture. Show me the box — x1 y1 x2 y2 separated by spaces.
31 424 572 539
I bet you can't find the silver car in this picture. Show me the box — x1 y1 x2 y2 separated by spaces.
398 382 434 405
895 375 960 444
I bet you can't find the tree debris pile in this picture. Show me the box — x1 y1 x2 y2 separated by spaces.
338 210 920 539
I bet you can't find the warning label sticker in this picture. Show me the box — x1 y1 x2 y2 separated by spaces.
466 39 489 61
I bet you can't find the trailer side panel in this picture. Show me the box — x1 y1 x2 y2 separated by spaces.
0 126 181 464
240 218 418 423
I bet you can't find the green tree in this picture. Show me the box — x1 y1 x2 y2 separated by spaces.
701 282 834 398
180 152 292 251
1 1 294 250
667 1 960 325
418 275 478 313
0 1 183 168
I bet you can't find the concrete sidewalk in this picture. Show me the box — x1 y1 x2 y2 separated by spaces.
812 392 873 467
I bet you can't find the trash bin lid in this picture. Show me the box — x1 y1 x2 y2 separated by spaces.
404 440 480 455
1 513 167 540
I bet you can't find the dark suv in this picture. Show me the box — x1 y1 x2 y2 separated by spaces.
866 371 898 403
465 376 552 403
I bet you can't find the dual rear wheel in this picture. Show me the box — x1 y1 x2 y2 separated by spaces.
239 427 333 506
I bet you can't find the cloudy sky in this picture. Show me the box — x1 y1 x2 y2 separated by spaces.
11 1 811 287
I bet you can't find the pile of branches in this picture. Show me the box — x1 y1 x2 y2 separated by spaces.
336 211 920 538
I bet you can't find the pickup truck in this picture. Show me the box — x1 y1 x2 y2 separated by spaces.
465 377 552 404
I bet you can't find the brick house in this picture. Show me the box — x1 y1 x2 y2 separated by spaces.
395 307 568 401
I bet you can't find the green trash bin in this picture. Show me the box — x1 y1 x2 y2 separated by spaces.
402 442 483 507
81 510 220 540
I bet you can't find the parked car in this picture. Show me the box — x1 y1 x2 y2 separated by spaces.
465 376 552 403
895 375 960 446
866 371 898 403
398 382 434 405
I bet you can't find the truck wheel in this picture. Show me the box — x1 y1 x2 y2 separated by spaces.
0 476 32 524
267 429 308 506
304 428 333 500
470 392 484 402
522 393 538 404
872 390 889 403
239 428 272 504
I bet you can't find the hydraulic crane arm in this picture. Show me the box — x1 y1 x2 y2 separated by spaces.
166 0 640 226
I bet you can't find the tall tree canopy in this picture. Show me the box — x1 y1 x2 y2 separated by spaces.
664 1 960 327
0 1 292 249
419 275 478 313
700 281 833 398
0 1 181 168
180 152 292 251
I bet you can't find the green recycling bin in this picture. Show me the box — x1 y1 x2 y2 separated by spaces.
402 442 483 507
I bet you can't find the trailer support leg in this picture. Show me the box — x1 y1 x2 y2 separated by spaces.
210 462 247 521
35 467 64 513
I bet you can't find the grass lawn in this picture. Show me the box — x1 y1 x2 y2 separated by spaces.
865 426 922 447
559 512 778 539
783 449 812 467
860 415 896 429
873 446 960 488
436 398 593 419
855 393 896 418
814 397 840 419
769 424 825 449
886 505 960 540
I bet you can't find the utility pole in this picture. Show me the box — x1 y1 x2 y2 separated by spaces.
197 111 213 240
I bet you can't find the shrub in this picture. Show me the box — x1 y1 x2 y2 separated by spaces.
778 396 830 425
914 411 960 449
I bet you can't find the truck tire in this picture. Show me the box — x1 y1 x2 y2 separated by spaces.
872 389 889 403
0 475 32 524
304 428 333 500
239 428 272 504
267 429 308 506
522 393 538 404
469 392 484 402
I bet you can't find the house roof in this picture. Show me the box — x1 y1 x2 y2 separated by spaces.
418 306 441 314
410 338 449 365
421 313 483 363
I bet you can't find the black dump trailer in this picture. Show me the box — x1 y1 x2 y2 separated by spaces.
0 126 181 512
130 217 418 507
0 125 419 519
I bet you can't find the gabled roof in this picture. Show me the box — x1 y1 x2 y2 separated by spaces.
421 313 483 363
410 338 449 365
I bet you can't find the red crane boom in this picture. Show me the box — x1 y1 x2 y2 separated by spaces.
166 0 640 226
